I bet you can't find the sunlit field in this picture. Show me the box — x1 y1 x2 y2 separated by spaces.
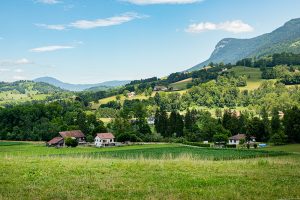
1 142 300 200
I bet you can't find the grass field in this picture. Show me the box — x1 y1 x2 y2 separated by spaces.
1 141 300 199
0 90 49 106
229 66 263 90
265 144 300 153
170 78 193 90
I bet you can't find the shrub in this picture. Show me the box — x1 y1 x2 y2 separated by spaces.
86 135 94 143
270 131 287 145
239 139 245 145
213 134 228 144
254 143 258 149
117 133 142 142
246 143 250 149
226 144 236 148
183 141 211 148
65 137 78 147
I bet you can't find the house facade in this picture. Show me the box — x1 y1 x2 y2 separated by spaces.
95 133 115 147
154 86 168 91
228 134 256 145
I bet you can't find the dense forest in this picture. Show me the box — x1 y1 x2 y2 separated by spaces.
1 97 299 144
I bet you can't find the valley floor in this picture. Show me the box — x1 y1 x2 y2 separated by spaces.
0 142 300 200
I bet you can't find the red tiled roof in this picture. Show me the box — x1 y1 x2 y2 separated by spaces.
47 137 64 144
96 133 115 139
59 130 85 138
229 134 246 140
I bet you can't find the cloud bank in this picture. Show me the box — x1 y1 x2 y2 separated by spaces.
36 0 61 4
36 13 146 31
0 58 33 67
185 20 254 34
30 45 74 52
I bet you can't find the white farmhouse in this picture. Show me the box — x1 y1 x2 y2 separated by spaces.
228 134 256 145
95 133 115 147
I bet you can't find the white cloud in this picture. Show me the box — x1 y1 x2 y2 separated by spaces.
13 75 27 80
36 0 61 4
15 58 32 65
185 20 254 34
0 68 10 72
14 69 24 73
124 0 201 5
30 45 74 53
36 12 146 31
0 58 33 67
36 24 66 30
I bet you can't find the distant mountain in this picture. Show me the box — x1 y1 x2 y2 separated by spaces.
34 77 130 92
188 18 300 71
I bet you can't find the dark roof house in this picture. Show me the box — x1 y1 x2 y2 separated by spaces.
47 137 64 147
229 134 246 140
59 130 86 144
59 130 85 138
96 133 115 139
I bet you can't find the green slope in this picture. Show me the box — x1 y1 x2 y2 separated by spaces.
189 18 300 71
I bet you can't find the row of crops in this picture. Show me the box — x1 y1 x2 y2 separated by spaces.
53 146 289 160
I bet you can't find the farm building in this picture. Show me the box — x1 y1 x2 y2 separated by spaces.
47 130 86 147
154 86 168 91
46 137 64 147
228 134 256 145
95 133 115 147
147 117 155 125
59 130 86 145
127 92 136 98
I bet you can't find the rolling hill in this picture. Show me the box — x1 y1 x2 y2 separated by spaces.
188 18 300 71
0 81 65 106
34 77 130 91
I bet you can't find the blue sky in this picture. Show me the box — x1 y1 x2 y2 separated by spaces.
0 0 300 83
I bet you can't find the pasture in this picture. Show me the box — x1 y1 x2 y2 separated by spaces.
1 142 300 200
169 78 193 90
229 66 263 90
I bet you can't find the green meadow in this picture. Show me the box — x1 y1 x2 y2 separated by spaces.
1 142 300 200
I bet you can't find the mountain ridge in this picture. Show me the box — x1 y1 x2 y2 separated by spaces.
188 18 300 71
34 77 130 92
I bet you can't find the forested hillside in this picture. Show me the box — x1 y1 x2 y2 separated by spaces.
189 18 300 71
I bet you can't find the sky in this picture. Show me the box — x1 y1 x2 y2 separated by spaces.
0 0 300 84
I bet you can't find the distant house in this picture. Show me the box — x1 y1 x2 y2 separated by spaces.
47 137 64 147
228 134 256 145
127 92 136 98
147 117 155 125
95 133 115 147
154 86 168 91
278 111 284 119
222 68 228 72
59 130 86 145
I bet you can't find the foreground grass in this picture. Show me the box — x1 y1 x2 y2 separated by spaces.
1 142 299 199
1 155 300 200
